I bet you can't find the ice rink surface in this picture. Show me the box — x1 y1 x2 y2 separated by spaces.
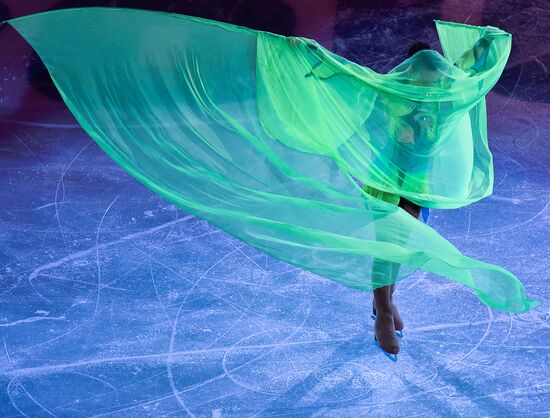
0 0 549 416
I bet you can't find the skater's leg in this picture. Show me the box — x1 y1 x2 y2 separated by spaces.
372 197 420 333
371 239 400 355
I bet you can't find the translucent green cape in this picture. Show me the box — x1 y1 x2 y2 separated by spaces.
2 7 540 312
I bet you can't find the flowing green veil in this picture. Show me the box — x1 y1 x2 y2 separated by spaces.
1 7 540 312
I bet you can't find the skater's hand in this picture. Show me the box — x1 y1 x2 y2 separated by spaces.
285 37 328 79
286 37 304 49
287 36 320 51
396 125 415 143
305 59 339 80
482 26 507 40
300 39 345 80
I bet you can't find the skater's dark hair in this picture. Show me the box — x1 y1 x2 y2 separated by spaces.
407 41 432 57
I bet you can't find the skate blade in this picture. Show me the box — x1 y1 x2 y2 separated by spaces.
371 314 404 338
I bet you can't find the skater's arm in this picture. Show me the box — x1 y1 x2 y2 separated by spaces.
453 27 506 75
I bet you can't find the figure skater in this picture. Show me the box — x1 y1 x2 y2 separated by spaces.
369 37 493 359
367 41 436 359
303 32 494 359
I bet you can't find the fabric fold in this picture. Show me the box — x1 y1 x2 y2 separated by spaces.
2 7 539 312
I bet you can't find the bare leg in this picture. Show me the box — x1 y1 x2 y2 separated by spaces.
390 266 404 331
385 200 420 323
371 199 420 354
373 272 404 332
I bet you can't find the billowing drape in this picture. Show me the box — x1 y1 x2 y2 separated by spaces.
2 7 540 312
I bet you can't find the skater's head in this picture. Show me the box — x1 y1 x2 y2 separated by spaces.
406 41 441 86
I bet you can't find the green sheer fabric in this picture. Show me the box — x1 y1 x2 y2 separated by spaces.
2 7 540 312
